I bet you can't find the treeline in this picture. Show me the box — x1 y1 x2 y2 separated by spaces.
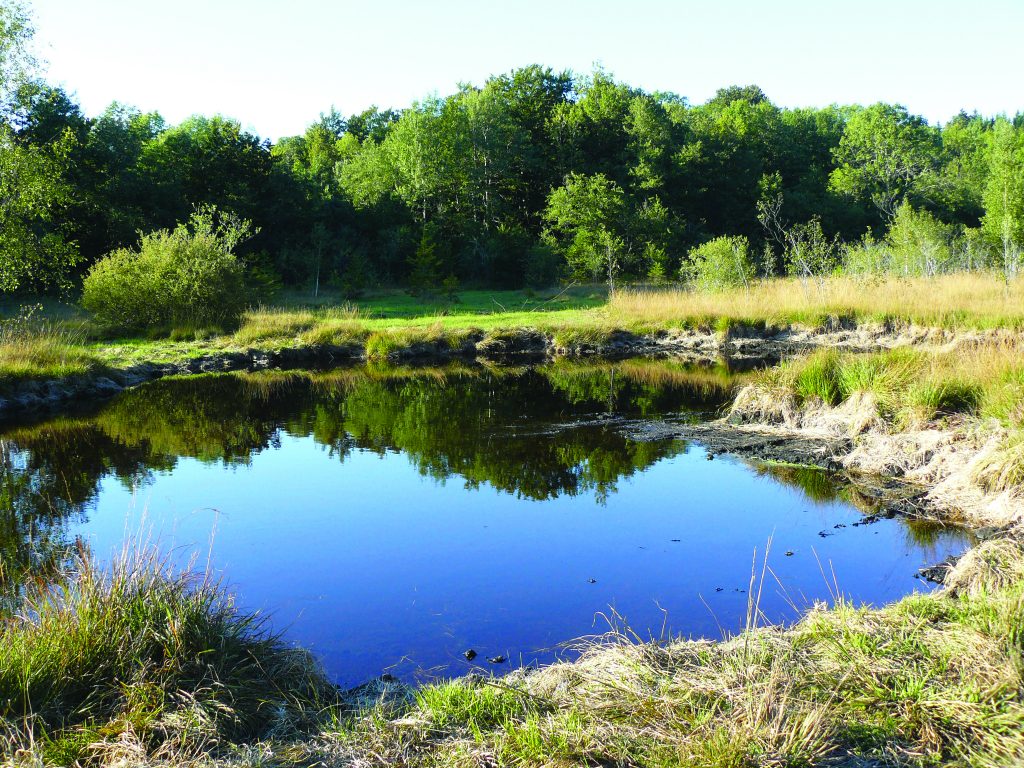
2 8 1024 297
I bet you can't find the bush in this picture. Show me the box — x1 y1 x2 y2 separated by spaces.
81 208 252 334
844 205 958 278
682 235 754 292
885 203 954 277
783 218 841 282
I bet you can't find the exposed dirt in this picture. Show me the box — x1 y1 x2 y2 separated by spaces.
621 388 1024 533
3 321 1018 419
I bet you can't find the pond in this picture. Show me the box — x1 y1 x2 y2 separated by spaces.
0 359 970 686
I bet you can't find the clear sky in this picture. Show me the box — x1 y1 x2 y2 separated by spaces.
30 0 1024 141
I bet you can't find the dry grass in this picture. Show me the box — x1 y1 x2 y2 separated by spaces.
610 274 1024 330
234 305 363 346
744 341 1024 430
730 343 1024 527
297 539 1024 768
944 538 1024 596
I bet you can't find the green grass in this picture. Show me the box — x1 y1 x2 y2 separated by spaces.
6 275 1024 392
744 343 1024 504
274 286 606 318
2 535 1022 766
315 538 1024 768
0 548 336 762
757 344 1024 428
0 313 102 393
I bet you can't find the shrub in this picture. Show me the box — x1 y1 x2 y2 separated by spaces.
682 236 754 292
845 205 957 278
884 203 954 277
81 208 252 334
843 231 890 276
783 218 841 282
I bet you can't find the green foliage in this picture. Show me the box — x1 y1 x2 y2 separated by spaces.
543 172 626 289
0 127 80 292
982 119 1024 279
882 203 954 276
682 235 754 291
0 53 1020 296
783 218 841 282
81 207 252 333
830 103 942 217
0 0 33 108
406 222 444 297
340 246 373 299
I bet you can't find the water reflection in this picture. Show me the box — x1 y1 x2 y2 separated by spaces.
0 360 972 682
0 361 735 597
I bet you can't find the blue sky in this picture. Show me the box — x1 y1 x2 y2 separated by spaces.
31 0 1024 140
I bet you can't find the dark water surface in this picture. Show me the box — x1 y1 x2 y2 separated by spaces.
0 360 970 685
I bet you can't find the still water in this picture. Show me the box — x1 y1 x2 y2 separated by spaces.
0 360 970 685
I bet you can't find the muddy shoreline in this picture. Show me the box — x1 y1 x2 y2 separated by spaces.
1 321 1014 419
619 410 1023 536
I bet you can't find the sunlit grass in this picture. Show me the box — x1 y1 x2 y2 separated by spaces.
0 317 100 390
0 546 335 764
6 274 1024 389
610 273 1024 330
755 342 1024 428
744 343 1024 500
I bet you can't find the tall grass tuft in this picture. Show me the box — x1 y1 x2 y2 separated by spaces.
0 546 337 762
759 342 1024 427
0 305 99 388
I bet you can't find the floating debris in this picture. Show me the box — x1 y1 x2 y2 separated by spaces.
586 578 597 584
463 649 477 661
488 655 506 664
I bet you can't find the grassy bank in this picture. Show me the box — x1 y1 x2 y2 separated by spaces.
228 274 1024 351
0 549 334 765
322 538 1024 768
0 275 1012 394
739 343 1024 497
0 319 100 390
4 539 1022 766
753 343 1024 429
4 274 1024 392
